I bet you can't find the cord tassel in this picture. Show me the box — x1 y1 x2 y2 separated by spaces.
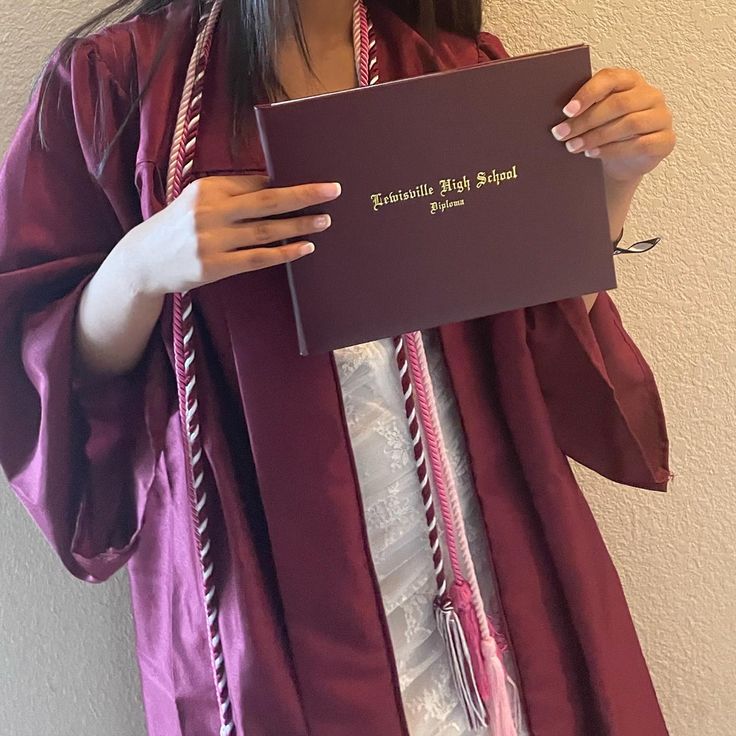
485 612 525 732
450 579 490 697
451 580 521 734
435 596 489 731
481 636 521 736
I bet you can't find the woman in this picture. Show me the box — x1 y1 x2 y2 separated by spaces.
0 0 675 734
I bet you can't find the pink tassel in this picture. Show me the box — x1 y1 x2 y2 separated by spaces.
485 614 526 735
450 580 519 735
480 637 519 736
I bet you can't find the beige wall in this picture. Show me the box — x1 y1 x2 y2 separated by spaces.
1 1 733 734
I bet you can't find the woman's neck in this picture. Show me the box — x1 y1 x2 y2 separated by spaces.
275 0 358 100
296 0 354 48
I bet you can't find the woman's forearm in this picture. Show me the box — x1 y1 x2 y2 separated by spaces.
582 174 644 313
74 233 164 377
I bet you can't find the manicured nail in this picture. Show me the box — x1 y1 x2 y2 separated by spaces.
314 215 331 229
584 148 600 158
320 182 341 197
550 122 571 140
299 242 315 255
563 99 581 117
565 137 584 152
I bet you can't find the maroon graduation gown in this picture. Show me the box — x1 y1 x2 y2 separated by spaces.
0 1 672 734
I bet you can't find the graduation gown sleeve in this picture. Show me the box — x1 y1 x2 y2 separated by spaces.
525 294 670 491
477 29 670 492
0 38 169 582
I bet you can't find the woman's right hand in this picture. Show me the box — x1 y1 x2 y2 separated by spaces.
122 174 341 296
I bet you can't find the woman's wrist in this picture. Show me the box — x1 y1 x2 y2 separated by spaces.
603 173 642 241
612 227 624 249
114 228 168 302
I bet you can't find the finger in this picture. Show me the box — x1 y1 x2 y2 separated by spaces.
562 67 642 118
583 130 676 161
551 86 663 140
220 181 342 222
209 214 332 252
206 241 316 281
562 108 670 154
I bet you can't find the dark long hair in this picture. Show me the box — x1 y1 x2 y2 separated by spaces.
38 0 482 168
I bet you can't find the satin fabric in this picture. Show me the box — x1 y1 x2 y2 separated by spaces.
0 1 671 734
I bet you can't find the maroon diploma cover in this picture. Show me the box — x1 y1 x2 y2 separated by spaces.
255 44 616 355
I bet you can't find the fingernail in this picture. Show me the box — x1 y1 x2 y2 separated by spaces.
299 242 315 255
320 182 341 197
584 148 600 158
563 99 581 117
550 122 571 140
314 215 331 229
565 137 584 152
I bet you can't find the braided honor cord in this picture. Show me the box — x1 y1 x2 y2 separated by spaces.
165 2 234 735
403 332 523 736
392 336 488 729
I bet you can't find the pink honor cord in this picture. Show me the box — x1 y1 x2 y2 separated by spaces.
403 332 522 736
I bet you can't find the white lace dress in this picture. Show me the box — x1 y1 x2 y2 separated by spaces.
334 329 531 736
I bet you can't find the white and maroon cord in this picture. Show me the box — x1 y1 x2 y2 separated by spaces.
165 2 233 735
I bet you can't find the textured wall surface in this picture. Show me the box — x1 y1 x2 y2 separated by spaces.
1 1 734 735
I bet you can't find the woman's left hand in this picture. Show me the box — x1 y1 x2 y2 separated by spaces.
550 67 676 183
